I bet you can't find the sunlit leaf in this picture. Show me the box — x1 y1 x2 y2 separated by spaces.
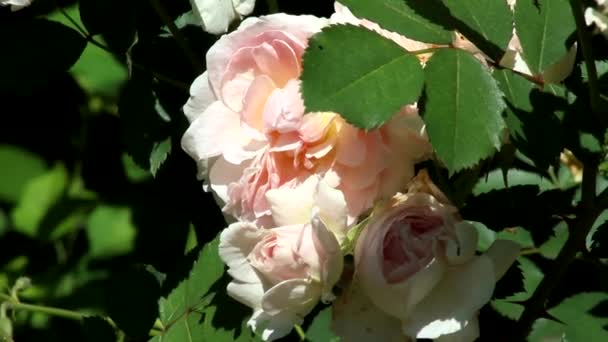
301 25 424 129
423 48 505 173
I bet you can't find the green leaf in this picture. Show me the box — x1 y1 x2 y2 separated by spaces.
423 49 506 173
119 75 171 172
591 221 608 258
0 145 47 203
494 69 564 169
492 257 543 320
538 221 568 259
306 307 341 342
339 0 453 43
86 206 136 258
48 5 128 97
152 237 255 342
442 0 513 59
79 0 136 53
301 25 424 129
11 164 69 237
514 0 576 74
529 293 608 342
0 19 87 92
150 138 172 177
82 316 117 342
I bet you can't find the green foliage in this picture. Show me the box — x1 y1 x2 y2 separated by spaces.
151 237 255 342
423 48 506 173
0 145 47 203
590 221 608 258
339 0 453 44
301 24 424 129
514 0 576 74
0 19 87 92
494 69 565 170
11 164 69 237
529 293 608 341
79 0 136 52
86 206 136 258
306 307 341 342
442 0 513 58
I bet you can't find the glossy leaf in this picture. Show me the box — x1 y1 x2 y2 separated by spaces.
151 237 256 342
423 48 505 173
514 0 576 74
339 0 453 43
442 0 513 59
301 25 424 129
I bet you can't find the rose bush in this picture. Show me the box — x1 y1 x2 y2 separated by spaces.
218 176 346 340
181 12 431 227
333 172 520 341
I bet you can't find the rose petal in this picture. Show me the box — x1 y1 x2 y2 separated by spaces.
314 180 348 243
402 256 495 339
242 75 277 132
181 101 250 161
445 222 479 265
356 217 446 319
183 72 217 122
209 156 250 203
263 79 305 133
261 278 319 315
191 0 236 34
207 14 328 96
332 280 407 342
310 211 343 300
248 309 301 341
435 316 479 342
232 0 255 16
484 239 521 280
265 175 318 226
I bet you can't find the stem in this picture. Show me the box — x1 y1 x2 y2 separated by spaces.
409 47 441 55
0 293 85 322
294 324 306 340
568 0 606 126
148 0 204 74
513 160 601 340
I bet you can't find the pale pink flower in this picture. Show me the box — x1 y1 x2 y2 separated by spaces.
219 177 345 341
333 171 520 341
182 13 430 227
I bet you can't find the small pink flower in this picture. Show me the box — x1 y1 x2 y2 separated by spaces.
182 13 430 227
219 177 345 341
333 171 520 341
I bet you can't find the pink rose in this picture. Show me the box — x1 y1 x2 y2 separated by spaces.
219 177 345 341
182 13 431 227
333 172 520 341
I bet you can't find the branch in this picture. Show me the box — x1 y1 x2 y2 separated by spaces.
148 0 205 74
513 159 601 339
569 0 606 126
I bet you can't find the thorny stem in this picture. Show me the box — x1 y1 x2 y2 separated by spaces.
148 0 205 74
513 159 602 340
568 0 606 126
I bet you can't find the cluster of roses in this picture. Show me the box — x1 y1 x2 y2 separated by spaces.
182 3 521 341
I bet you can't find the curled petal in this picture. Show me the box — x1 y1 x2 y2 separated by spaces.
402 256 494 340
